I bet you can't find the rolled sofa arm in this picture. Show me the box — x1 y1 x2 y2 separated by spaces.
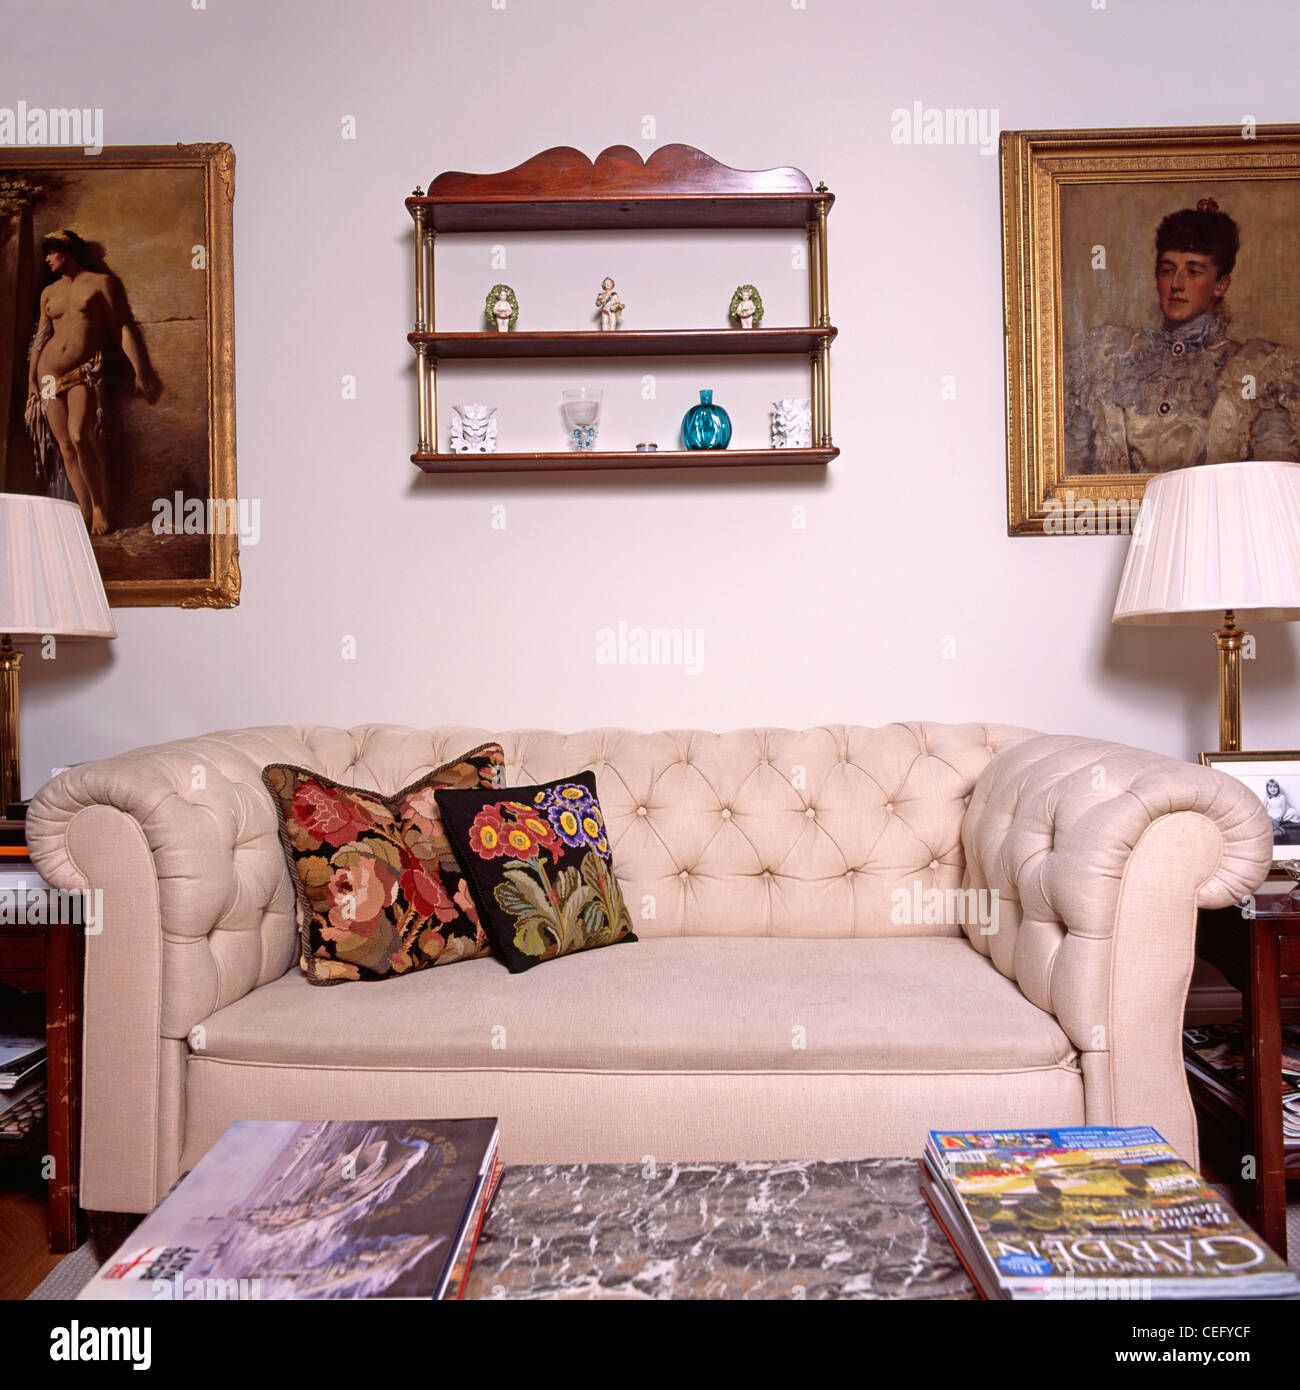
961 734 1272 1164
24 734 306 1210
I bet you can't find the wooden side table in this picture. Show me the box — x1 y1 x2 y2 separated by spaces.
1195 894 1300 1261
0 845 84 1254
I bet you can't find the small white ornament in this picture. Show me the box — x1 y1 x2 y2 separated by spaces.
595 276 624 330
771 398 812 449
450 403 498 453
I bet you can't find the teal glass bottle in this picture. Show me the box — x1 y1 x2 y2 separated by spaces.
681 389 732 450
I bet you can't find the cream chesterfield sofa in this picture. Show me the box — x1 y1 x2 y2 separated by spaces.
28 721 1270 1217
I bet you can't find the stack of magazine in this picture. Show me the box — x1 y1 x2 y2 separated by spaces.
0 1034 45 1091
80 1117 504 1300
0 1035 47 1142
1184 1022 1300 1140
920 1125 1300 1299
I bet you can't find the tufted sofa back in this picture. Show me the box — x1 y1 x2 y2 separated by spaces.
500 721 1037 941
28 721 1038 1031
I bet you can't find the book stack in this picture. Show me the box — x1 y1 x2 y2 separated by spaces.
1184 1022 1300 1140
921 1125 1300 1299
80 1117 504 1300
0 1035 47 1143
0 1034 46 1092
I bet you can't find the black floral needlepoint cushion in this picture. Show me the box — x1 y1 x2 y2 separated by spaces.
263 742 504 985
434 771 637 974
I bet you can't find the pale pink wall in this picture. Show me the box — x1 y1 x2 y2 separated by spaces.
7 0 1300 794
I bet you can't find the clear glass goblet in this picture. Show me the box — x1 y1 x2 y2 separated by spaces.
562 388 603 451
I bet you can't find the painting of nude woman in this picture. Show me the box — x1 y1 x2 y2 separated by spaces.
0 144 237 605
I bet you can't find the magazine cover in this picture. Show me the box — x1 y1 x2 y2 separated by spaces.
925 1126 1297 1294
80 1118 498 1300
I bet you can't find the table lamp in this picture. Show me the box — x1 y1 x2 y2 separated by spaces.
1112 459 1300 752
0 493 116 811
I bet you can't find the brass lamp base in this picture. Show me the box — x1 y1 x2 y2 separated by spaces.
0 635 19 810
1213 610 1245 753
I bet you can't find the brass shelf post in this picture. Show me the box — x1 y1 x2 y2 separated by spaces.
815 194 832 446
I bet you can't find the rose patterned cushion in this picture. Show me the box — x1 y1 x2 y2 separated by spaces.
263 743 503 985
434 771 637 974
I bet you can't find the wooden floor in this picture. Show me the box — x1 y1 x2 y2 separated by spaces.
0 1159 62 1300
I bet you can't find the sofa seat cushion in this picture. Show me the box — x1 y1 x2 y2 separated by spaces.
195 936 1075 1075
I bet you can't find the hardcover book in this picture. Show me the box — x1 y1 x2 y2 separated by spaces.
79 1117 500 1300
922 1125 1299 1300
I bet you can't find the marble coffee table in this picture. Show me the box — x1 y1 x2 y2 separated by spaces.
463 1157 977 1300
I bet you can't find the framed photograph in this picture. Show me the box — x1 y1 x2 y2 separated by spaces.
1200 750 1300 862
0 143 238 606
1002 124 1300 536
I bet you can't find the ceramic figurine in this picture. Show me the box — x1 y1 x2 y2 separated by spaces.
729 284 763 330
770 398 812 448
486 284 518 333
450 403 498 453
682 389 732 450
595 276 624 330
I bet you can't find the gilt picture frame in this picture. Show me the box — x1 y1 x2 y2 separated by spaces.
0 142 237 606
1002 124 1300 537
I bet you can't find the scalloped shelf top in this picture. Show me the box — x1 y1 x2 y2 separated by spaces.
407 144 833 231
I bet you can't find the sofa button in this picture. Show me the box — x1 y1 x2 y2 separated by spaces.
721 808 732 819
636 806 647 816
884 803 893 813
805 807 816 818
929 859 939 869
679 871 689 881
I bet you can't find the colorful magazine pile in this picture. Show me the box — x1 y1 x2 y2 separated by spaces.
920 1125 1299 1300
1183 1022 1300 1140
80 1117 502 1300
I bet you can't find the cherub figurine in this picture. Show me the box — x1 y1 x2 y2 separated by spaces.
729 284 763 330
486 284 518 333
595 276 624 330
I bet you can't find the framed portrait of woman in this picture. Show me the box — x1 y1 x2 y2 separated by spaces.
1002 124 1300 536
0 142 237 606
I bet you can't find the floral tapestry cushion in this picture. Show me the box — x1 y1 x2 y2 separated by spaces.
263 743 504 985
434 771 637 974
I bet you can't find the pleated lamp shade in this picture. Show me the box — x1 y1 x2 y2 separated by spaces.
1113 460 1300 626
0 493 116 638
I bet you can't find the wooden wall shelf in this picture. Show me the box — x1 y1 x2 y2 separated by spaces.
413 447 839 473
408 327 837 360
406 144 834 232
406 144 836 469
